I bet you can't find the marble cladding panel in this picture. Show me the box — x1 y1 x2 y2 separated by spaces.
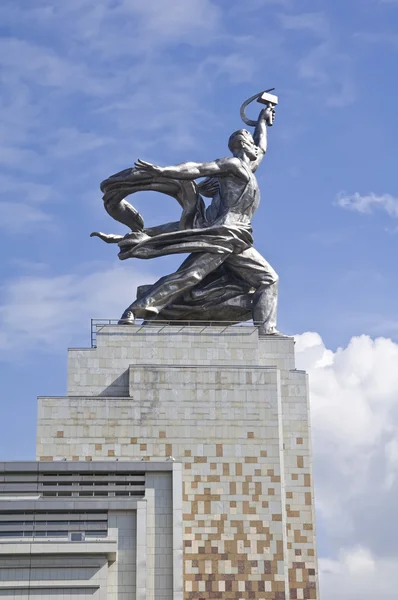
0 555 108 600
67 326 295 397
38 328 318 600
282 370 319 600
108 511 137 600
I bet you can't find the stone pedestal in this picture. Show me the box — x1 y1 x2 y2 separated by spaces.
37 324 319 600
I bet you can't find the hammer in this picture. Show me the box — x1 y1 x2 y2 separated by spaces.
240 88 278 127
257 87 278 105
257 88 278 126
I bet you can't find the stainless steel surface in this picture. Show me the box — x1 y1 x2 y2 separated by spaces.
91 94 280 335
258 90 278 106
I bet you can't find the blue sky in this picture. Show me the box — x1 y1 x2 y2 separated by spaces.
1 0 398 597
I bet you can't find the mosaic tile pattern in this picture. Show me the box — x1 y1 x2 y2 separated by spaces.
37 326 319 599
282 372 318 600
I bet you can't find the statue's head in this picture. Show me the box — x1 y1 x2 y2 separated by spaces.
228 129 258 161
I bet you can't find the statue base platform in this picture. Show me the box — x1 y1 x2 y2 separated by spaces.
37 323 319 600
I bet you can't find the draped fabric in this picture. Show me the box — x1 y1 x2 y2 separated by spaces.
93 166 256 322
117 222 253 260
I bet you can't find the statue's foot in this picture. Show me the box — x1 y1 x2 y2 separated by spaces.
258 326 285 337
118 310 135 325
132 306 159 320
118 306 160 324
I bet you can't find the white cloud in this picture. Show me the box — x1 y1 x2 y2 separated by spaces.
298 42 356 107
297 332 398 456
0 176 57 204
278 12 329 36
0 145 46 173
0 0 221 57
337 192 398 217
230 0 292 11
0 263 154 355
0 202 54 233
354 31 398 45
0 37 107 95
0 0 225 235
277 11 356 107
0 0 228 168
296 332 398 597
47 128 112 159
120 0 221 43
0 177 61 234
320 548 398 599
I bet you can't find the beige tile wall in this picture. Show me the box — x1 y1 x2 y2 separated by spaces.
37 326 319 600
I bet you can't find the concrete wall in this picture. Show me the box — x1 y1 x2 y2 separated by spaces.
0 555 108 599
37 325 319 600
108 511 136 600
0 462 180 600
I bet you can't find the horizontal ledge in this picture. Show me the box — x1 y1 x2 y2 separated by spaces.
0 461 175 473
129 364 279 370
0 499 143 511
0 541 117 558
0 563 104 569
0 584 100 590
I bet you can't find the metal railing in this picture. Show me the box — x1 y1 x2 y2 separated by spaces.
90 318 260 348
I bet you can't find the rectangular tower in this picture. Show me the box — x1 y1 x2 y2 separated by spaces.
37 324 319 600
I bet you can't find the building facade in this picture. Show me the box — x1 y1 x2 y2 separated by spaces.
0 460 182 600
34 323 319 600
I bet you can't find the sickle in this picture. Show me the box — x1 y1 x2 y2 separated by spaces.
240 88 275 127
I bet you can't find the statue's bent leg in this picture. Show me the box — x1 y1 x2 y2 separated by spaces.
120 252 227 322
225 247 279 335
252 279 279 335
